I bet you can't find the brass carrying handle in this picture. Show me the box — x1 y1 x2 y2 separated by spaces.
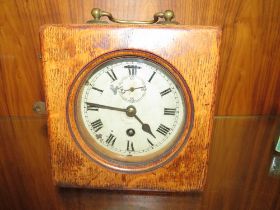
87 8 179 25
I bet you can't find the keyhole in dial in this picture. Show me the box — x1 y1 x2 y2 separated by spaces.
126 128 135 137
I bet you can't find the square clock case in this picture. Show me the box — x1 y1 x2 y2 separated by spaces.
40 8 221 192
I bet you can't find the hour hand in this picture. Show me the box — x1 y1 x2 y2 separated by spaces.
134 114 156 138
142 123 156 138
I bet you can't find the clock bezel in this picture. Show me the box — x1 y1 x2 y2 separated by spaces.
66 49 194 173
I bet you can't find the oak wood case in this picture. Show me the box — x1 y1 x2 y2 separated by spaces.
40 24 221 192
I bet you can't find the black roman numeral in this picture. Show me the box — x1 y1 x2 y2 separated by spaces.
148 71 156 83
127 141 135 151
147 139 154 146
86 81 103 93
160 88 172 97
92 87 103 93
106 134 116 146
124 65 140 77
156 124 170 136
86 103 98 111
91 119 103 132
107 69 117 81
164 108 176 115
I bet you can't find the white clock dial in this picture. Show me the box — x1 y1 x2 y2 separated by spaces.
77 57 186 159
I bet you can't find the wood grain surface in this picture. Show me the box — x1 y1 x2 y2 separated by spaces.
41 25 220 191
0 0 280 116
1 117 279 209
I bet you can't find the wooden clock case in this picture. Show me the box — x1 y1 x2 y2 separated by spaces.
40 24 221 192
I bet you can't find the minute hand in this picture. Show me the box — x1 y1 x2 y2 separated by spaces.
86 102 126 112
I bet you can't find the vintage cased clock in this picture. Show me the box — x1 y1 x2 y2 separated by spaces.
40 9 221 192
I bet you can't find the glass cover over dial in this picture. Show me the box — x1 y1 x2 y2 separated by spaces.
74 55 191 171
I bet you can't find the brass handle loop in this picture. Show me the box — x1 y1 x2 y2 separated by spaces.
87 8 178 25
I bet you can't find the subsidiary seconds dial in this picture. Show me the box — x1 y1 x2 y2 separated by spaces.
71 51 194 172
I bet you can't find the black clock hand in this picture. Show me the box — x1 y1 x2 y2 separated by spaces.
122 86 146 92
86 102 126 112
86 103 155 138
134 86 146 90
134 114 156 138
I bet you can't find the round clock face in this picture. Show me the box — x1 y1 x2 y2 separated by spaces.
68 51 193 172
